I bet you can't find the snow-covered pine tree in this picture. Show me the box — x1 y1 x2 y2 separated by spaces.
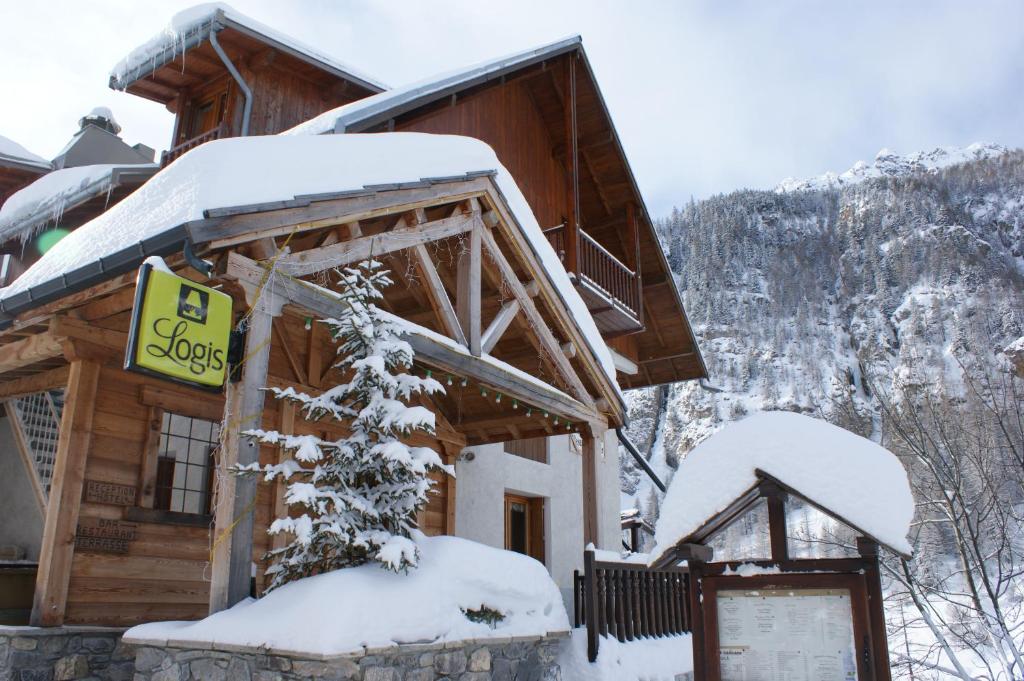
242 260 448 591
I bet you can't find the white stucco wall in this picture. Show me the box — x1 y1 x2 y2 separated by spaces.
453 430 623 608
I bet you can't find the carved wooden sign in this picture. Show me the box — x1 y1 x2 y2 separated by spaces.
74 518 137 554
83 479 137 506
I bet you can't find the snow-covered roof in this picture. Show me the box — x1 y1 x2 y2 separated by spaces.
285 35 582 137
777 143 1008 193
0 133 619 393
652 411 914 559
0 135 50 172
123 533 568 656
0 163 157 244
110 3 386 94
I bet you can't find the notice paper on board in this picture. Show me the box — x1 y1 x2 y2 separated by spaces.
717 588 858 681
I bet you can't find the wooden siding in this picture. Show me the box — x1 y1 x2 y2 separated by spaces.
54 303 452 626
398 82 568 230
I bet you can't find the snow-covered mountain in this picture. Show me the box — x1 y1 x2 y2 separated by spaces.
776 142 1007 193
621 144 1024 542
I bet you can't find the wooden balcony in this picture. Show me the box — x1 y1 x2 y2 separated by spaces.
160 124 226 167
545 224 643 335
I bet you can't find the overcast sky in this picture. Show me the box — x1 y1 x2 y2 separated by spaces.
2 0 1021 214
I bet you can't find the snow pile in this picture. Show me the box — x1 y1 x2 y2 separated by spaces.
0 135 49 168
777 143 1007 192
124 533 568 656
0 164 152 241
285 35 579 137
80 106 121 133
0 133 619 392
559 630 693 681
110 3 385 91
652 411 914 559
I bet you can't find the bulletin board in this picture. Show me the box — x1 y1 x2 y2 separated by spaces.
702 573 871 681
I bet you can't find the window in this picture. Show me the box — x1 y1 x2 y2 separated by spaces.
505 437 547 464
154 412 219 515
504 493 545 564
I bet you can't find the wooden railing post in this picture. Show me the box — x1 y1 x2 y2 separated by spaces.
584 548 599 662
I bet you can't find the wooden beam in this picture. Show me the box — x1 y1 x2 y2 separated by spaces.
582 428 599 547
210 293 281 613
0 332 65 376
194 179 491 249
0 365 69 400
275 212 479 277
478 227 593 407
456 226 482 356
31 360 101 626
563 55 580 275
272 402 296 553
273 320 307 384
223 254 599 427
481 299 519 354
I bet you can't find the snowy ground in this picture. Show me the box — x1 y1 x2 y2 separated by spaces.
559 630 693 681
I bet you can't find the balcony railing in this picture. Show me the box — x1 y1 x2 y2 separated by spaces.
545 224 641 321
574 549 691 662
161 123 226 167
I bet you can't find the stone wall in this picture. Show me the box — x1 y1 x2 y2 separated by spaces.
0 625 133 681
127 633 566 681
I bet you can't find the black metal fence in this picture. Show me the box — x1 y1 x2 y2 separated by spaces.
574 549 691 661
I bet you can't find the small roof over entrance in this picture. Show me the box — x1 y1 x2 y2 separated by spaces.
651 411 914 564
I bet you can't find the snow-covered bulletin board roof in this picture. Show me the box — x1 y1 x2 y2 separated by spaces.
123 534 568 656
652 411 914 559
109 2 386 93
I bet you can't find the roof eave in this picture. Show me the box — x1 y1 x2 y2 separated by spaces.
110 10 385 96
336 36 583 134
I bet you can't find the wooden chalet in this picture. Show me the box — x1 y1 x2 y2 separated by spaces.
0 5 706 631
0 139 50 207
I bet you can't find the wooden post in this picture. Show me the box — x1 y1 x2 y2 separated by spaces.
627 202 643 324
31 360 100 626
271 401 296 552
457 226 481 356
563 55 579 276
584 547 599 662
688 561 706 681
210 293 281 613
581 427 600 548
858 537 893 681
762 480 789 562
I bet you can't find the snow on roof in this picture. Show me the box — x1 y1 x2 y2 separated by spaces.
0 133 619 392
777 143 1008 193
0 135 50 171
652 411 914 558
123 533 568 656
284 35 581 137
110 3 386 93
0 163 157 244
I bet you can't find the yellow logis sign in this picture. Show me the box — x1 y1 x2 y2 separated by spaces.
125 262 232 389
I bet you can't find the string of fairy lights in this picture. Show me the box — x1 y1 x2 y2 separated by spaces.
420 368 578 433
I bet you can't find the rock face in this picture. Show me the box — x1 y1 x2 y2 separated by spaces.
623 147 1024 544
